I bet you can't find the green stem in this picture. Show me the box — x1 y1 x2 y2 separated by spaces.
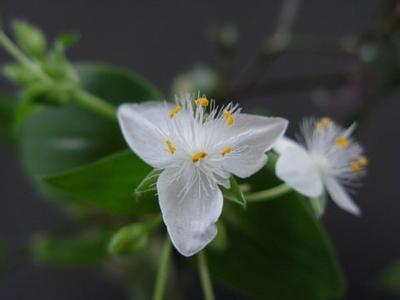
197 251 215 300
74 90 117 121
246 183 292 202
152 237 172 300
0 31 51 83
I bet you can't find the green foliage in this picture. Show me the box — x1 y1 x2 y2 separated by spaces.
43 151 158 215
31 228 111 266
18 63 161 177
207 168 345 300
12 21 47 58
220 177 246 208
378 261 400 295
0 95 16 145
108 216 161 255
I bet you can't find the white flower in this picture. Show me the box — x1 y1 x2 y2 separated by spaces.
118 94 288 256
274 117 368 216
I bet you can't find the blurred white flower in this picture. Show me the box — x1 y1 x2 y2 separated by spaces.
274 117 368 216
118 94 288 256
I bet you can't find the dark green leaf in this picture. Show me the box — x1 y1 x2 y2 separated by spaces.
55 33 80 49
19 62 162 177
378 261 400 295
221 177 246 207
0 95 17 145
42 151 158 215
31 228 110 266
208 167 345 300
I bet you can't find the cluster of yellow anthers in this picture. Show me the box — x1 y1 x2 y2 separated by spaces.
315 117 369 173
165 97 235 163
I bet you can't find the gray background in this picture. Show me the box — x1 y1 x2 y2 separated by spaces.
0 0 399 299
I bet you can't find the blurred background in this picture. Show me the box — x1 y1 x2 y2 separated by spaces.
0 0 399 299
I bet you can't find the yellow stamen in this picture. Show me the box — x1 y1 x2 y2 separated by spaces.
315 117 333 132
221 146 232 156
165 139 176 154
351 161 362 173
192 151 207 163
223 110 234 126
195 97 209 106
336 136 349 149
359 156 369 166
169 105 181 119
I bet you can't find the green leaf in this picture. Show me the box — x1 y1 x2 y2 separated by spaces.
19 62 162 177
378 261 400 295
208 168 345 300
0 95 17 145
42 151 158 215
31 228 110 266
12 20 47 58
134 169 162 199
221 177 246 207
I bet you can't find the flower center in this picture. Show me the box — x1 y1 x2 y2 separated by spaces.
350 161 362 173
165 139 176 154
358 156 369 166
192 151 208 163
315 117 332 132
223 110 234 126
169 105 181 119
220 146 232 156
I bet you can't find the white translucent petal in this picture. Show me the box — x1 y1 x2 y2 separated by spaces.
273 136 300 154
324 175 361 216
117 101 174 168
223 114 288 178
157 166 223 257
276 143 324 197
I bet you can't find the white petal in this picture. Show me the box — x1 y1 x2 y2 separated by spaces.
275 143 324 197
117 101 174 168
273 136 300 154
157 166 223 256
324 176 361 216
223 114 288 178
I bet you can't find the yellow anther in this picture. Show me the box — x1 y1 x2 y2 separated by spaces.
221 146 232 156
223 110 234 126
350 161 362 173
195 97 209 106
169 105 181 119
321 117 333 125
165 139 176 154
336 136 349 149
315 117 333 132
192 151 207 163
358 156 369 166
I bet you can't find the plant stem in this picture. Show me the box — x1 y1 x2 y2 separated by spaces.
74 90 117 121
246 183 292 202
197 251 215 300
152 237 172 300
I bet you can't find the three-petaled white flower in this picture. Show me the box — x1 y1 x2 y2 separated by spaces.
274 117 368 216
118 94 288 256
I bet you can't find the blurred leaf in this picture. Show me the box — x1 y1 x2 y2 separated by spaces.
19 62 162 178
42 151 158 215
55 33 80 49
0 94 17 145
221 177 246 207
31 228 110 266
208 168 345 300
108 216 161 255
12 20 47 58
378 261 400 295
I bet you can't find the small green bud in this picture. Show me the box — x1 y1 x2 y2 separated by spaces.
108 217 161 255
3 63 36 85
13 21 47 58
